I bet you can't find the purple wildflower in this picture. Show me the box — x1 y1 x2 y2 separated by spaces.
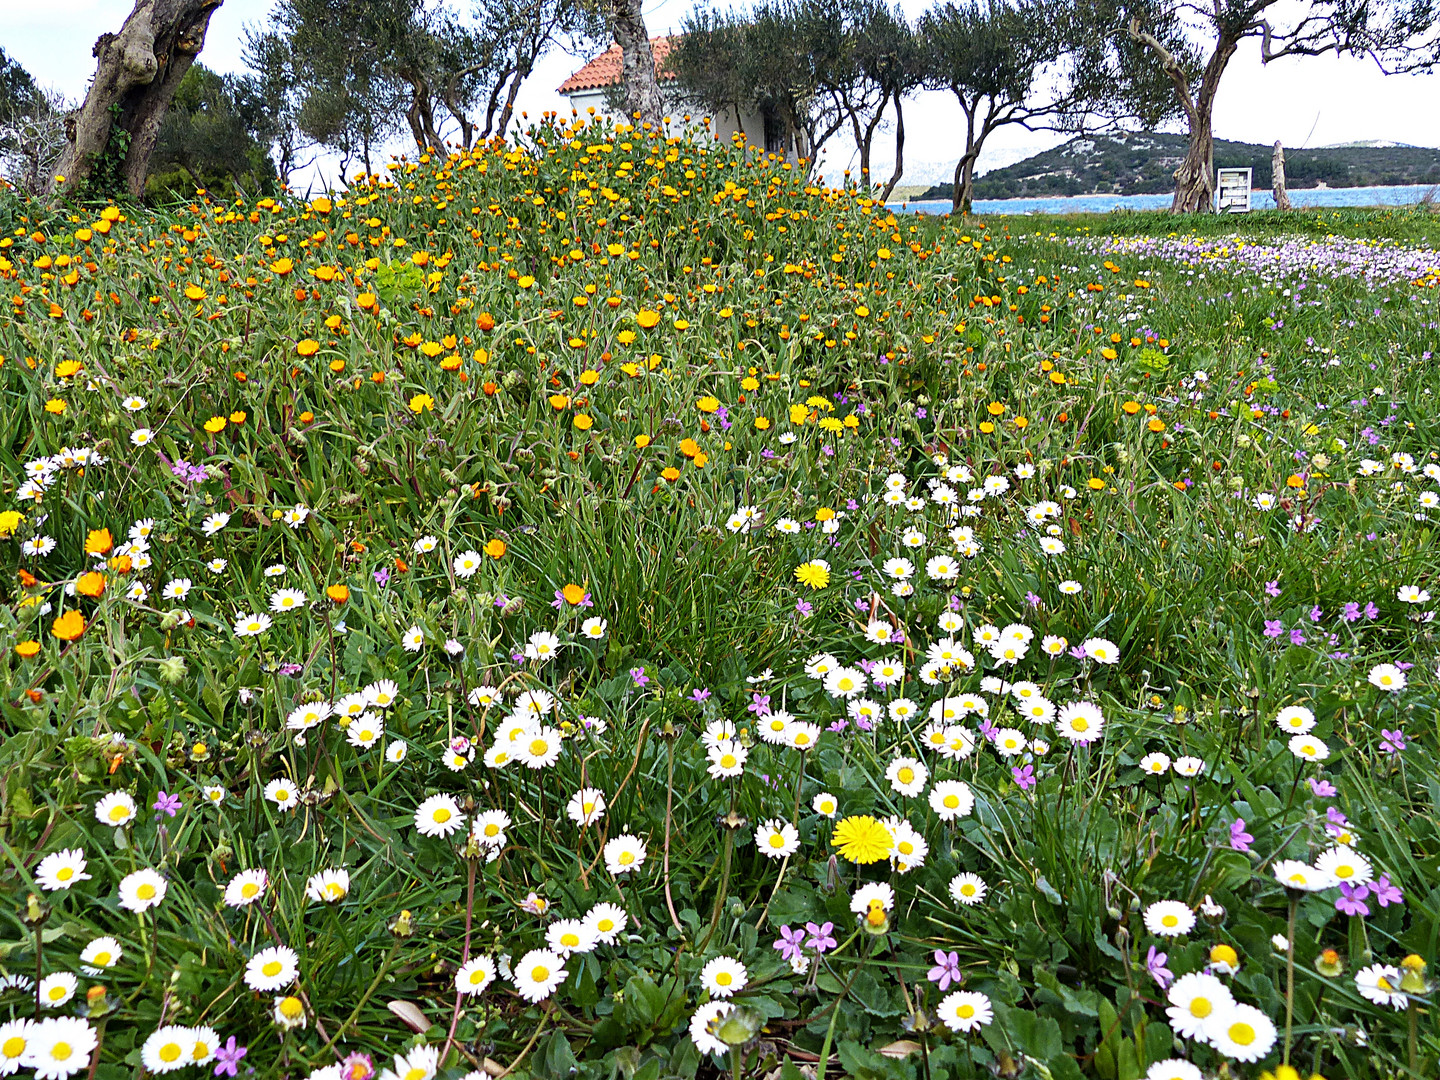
629 667 649 687
213 1038 247 1078
1308 777 1338 797
1289 628 1306 646
1229 818 1253 853
747 693 772 717
1012 764 1036 791
373 567 390 587
1372 874 1404 907
1146 946 1174 991
795 599 813 617
1265 580 1281 598
153 791 181 818
690 687 712 702
1335 882 1370 917
773 925 805 962
805 921 837 953
1264 619 1284 638
927 950 963 990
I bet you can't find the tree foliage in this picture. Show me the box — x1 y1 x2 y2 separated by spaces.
145 64 279 201
671 0 922 191
0 48 69 197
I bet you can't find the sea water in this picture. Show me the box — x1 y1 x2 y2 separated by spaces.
890 184 1439 216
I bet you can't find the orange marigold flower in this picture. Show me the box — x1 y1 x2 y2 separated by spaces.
635 309 661 329
52 610 86 641
75 571 106 598
484 539 507 558
84 528 114 555
15 640 41 659
326 584 350 603
296 339 320 356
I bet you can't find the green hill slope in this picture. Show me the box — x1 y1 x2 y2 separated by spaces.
919 132 1440 200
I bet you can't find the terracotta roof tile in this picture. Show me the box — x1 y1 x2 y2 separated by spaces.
557 36 678 94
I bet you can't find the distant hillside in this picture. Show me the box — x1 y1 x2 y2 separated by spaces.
918 132 1440 201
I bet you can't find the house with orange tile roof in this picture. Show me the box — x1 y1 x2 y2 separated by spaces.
558 36 798 155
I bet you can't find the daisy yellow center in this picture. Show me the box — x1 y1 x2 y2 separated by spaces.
263 961 283 977
1190 998 1212 1018
598 918 614 932
470 970 486 984
1162 914 1179 927
583 802 595 813
1071 718 1089 732
276 791 291 802
242 883 260 898
897 767 914 784
93 951 112 965
716 972 732 985
485 824 500 836
620 851 635 865
3 1038 25 1058
794 735 810 747
160 1044 182 1063
769 835 785 848
109 805 130 821
279 997 303 1018
1228 1022 1256 1045
433 808 451 823
51 1043 73 1062
531 966 550 981
136 883 156 900
961 884 976 896
58 867 74 880
325 885 344 899
193 1043 212 1061
530 739 549 756
1378 976 1394 990
562 933 579 947
721 754 736 768
48 986 66 1000
956 1005 974 1019
821 802 834 813
1335 865 1354 878
1288 872 1307 884
404 1070 426 1080
837 678 854 691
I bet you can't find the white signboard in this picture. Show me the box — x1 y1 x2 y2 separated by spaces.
1216 168 1252 213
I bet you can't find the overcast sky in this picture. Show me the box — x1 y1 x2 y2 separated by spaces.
7 0 1439 190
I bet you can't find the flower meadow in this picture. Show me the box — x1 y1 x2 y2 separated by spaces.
1 120 1439 1080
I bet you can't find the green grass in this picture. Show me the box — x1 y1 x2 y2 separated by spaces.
0 123 1438 1080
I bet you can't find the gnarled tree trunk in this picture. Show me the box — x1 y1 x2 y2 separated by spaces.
610 0 664 131
58 0 223 198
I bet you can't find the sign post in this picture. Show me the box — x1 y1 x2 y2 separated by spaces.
1216 168 1252 213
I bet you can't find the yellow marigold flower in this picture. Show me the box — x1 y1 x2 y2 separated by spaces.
51 610 86 641
484 539 506 558
831 815 893 864
326 584 350 603
84 529 113 555
573 414 593 430
45 399 66 415
184 284 206 301
1087 478 1106 491
696 396 720 413
549 394 571 410
1147 418 1165 433
978 422 995 434
794 560 830 590
678 438 701 458
754 416 770 430
204 416 227 434
788 403 810 424
635 309 661 329
409 393 435 413
560 583 587 605
15 640 41 659
55 360 82 378
296 339 320 356
661 466 681 482
617 330 637 345
517 275 535 289
579 369 600 386
986 401 1006 416
0 510 22 538
271 257 294 275
634 434 651 449
311 197 332 214
815 507 834 522
230 411 247 424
